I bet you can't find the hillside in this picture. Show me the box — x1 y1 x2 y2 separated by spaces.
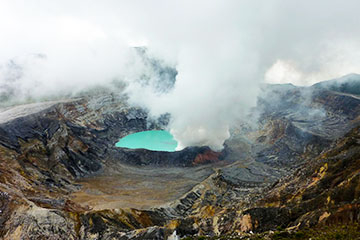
0 75 360 239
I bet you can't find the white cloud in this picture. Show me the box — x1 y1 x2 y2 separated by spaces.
0 0 360 150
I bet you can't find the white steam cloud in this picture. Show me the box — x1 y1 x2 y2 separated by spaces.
1 0 360 150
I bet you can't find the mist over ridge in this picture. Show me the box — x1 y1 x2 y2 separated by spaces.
1 0 360 150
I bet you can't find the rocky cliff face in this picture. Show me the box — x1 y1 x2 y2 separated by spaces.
0 76 360 239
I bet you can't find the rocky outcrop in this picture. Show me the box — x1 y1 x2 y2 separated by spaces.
0 93 230 239
1 77 360 239
237 124 360 233
114 146 226 167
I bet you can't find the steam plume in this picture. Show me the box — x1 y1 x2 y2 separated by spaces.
1 0 360 150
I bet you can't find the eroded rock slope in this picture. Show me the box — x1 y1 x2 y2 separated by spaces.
0 77 360 239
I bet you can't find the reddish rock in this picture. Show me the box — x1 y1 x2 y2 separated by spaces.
193 150 222 165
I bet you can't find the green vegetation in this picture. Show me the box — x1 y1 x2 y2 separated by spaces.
180 223 360 240
270 224 360 240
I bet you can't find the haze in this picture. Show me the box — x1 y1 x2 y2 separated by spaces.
1 0 360 150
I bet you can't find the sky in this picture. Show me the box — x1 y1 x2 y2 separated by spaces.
0 0 360 150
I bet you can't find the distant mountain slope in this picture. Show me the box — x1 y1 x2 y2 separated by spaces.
312 73 360 95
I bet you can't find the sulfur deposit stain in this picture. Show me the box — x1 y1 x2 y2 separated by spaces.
116 130 177 152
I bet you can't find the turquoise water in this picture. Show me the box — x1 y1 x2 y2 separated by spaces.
115 130 178 152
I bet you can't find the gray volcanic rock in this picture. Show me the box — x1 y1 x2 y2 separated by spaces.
248 82 360 168
113 146 227 167
0 95 224 178
1 75 360 239
0 93 230 239
312 73 360 95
